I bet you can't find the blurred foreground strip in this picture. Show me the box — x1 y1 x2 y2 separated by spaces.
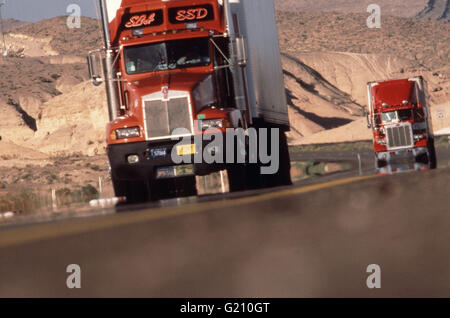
0 211 21 219
89 197 126 208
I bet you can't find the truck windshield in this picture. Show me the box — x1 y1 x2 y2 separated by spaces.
124 37 211 74
398 109 412 121
381 109 413 124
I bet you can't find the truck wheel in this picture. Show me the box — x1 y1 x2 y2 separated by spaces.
275 130 292 186
176 176 198 197
112 177 127 198
227 129 251 192
243 163 264 190
226 126 292 192
126 180 152 204
428 139 437 169
155 176 197 199
227 165 247 192
259 129 292 188
112 177 152 204
376 159 388 169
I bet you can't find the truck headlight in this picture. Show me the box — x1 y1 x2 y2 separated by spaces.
116 127 140 139
201 119 224 130
127 154 140 164
414 134 424 141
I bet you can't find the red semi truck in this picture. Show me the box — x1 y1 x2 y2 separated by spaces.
88 0 291 202
366 77 437 174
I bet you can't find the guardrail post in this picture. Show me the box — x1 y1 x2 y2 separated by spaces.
357 153 363 176
51 188 57 211
98 176 103 196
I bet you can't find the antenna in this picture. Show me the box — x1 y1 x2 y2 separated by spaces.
0 0 7 57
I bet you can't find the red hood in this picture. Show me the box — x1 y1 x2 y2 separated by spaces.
372 79 416 109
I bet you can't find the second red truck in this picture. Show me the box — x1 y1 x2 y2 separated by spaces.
367 77 437 174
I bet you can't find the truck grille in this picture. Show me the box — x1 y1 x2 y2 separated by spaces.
386 124 413 149
144 97 192 139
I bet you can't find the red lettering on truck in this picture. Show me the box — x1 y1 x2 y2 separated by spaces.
125 13 156 28
176 8 208 21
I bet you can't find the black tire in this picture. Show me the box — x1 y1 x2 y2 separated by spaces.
376 158 388 169
155 176 197 200
274 130 292 186
112 176 127 198
112 177 152 204
257 128 292 188
234 127 292 191
244 163 266 190
226 128 251 192
428 138 437 169
226 164 247 192
175 176 198 198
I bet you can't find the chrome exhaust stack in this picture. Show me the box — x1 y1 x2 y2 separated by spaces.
99 0 119 121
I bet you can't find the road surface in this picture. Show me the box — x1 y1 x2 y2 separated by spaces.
0 162 449 297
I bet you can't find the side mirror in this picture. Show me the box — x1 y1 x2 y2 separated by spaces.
366 111 372 129
87 50 104 87
236 36 247 67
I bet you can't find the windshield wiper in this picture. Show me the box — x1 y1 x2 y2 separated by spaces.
150 51 167 73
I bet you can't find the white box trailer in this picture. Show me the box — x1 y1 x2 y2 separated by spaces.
226 0 289 127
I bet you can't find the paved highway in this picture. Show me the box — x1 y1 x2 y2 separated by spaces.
0 160 449 297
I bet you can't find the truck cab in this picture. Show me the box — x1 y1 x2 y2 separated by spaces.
106 0 240 143
88 0 291 202
367 77 437 174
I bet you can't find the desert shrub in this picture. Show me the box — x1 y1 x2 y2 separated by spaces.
0 188 50 214
55 185 99 207
90 165 101 171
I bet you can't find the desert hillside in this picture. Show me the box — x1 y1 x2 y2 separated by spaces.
11 16 103 56
275 0 450 22
1 19 30 33
0 17 104 157
276 10 449 143
26 81 109 157
0 3 449 157
276 11 449 74
417 0 450 23
275 0 429 17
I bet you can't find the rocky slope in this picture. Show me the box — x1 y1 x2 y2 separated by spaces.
0 17 101 157
1 19 30 33
27 81 109 157
275 0 428 17
11 16 103 56
416 0 450 23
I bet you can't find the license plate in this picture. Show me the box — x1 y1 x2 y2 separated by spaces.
150 148 168 159
175 164 194 176
177 144 196 156
156 165 194 179
156 167 175 179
